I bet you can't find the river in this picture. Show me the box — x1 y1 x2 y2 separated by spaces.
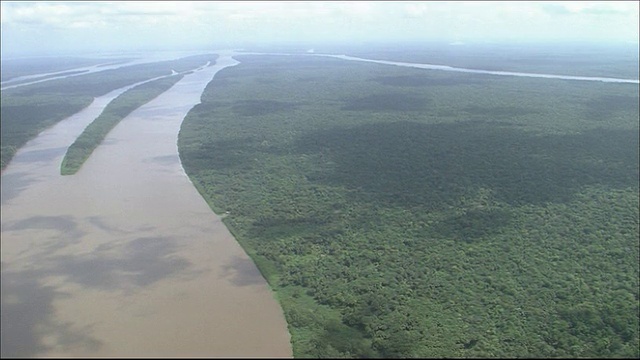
0 52 292 357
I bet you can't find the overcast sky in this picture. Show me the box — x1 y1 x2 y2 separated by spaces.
1 1 638 57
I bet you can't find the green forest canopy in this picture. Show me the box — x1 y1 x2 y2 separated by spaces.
179 53 639 358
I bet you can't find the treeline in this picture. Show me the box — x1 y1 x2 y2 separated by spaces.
61 74 184 175
179 54 639 357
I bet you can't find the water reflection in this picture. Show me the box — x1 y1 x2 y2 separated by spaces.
0 171 39 204
9 147 68 165
42 236 193 290
221 255 269 287
1 267 103 358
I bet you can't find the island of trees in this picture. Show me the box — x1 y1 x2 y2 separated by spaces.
60 74 184 175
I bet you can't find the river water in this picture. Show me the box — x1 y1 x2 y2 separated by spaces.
0 53 292 357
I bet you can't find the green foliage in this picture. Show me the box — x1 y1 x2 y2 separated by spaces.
60 75 184 175
179 53 639 357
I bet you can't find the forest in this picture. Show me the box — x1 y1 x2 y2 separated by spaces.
1 54 217 171
179 53 639 358
60 74 184 175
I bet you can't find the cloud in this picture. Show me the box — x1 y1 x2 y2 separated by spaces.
542 1 638 16
1 1 639 57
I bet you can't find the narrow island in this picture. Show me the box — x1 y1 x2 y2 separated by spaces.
61 74 184 175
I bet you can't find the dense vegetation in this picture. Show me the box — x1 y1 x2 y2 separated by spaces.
179 53 639 358
1 54 216 171
60 74 184 175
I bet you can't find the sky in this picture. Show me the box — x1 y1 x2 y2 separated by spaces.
1 1 639 57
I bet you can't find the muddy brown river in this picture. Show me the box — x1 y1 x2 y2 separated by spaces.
1 53 292 357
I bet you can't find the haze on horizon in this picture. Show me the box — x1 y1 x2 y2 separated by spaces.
1 1 639 59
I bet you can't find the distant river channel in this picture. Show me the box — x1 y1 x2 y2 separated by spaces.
240 51 640 84
1 53 292 357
